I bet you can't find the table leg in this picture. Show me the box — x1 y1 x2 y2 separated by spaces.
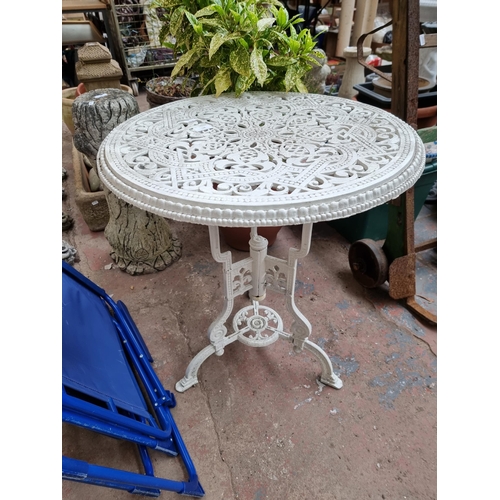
265 223 343 389
175 224 343 392
175 226 247 392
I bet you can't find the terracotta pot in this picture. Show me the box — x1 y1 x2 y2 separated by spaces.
416 105 437 129
76 82 86 96
220 226 282 252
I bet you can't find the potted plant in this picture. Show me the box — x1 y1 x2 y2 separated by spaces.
145 75 196 107
151 0 323 97
148 0 324 249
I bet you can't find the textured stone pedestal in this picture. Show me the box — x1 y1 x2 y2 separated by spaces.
73 88 182 270
104 189 182 275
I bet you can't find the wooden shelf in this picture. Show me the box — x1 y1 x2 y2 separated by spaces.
62 20 104 45
62 0 108 12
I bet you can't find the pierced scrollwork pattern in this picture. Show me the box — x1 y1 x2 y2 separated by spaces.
233 303 284 347
98 92 425 228
265 263 288 294
231 259 253 295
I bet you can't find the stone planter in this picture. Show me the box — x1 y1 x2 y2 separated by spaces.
62 85 134 134
72 145 109 231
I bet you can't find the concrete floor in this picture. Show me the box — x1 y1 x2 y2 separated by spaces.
62 90 437 500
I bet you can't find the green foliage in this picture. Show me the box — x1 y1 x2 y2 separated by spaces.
151 0 322 97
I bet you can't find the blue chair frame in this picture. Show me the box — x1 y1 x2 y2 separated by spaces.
62 261 204 498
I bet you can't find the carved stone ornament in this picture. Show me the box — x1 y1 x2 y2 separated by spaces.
62 240 77 265
97 92 425 228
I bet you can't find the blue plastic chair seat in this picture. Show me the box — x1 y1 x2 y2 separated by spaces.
62 262 204 498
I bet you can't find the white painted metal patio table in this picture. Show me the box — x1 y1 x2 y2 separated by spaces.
97 91 425 393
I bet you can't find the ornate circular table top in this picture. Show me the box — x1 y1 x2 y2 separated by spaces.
97 92 425 227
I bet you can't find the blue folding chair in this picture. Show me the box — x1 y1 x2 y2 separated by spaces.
62 261 204 498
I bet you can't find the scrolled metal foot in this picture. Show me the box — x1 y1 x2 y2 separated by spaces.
175 344 217 392
303 339 343 389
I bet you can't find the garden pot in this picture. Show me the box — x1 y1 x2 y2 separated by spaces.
371 74 433 99
76 82 86 96
220 226 283 252
351 95 436 130
145 77 196 108
415 105 438 129
62 84 134 134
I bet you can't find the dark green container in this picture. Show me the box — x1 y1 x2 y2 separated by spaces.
328 161 437 243
328 126 437 243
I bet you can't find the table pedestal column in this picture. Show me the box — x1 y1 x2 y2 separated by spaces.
175 223 343 392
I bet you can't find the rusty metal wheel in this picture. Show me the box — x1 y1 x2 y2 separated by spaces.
348 239 389 288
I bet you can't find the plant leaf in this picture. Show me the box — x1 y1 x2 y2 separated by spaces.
262 0 285 8
229 8 241 23
238 38 249 50
151 0 182 9
184 11 199 28
288 39 301 53
171 47 197 77
247 10 259 24
295 79 309 93
312 49 325 61
230 45 251 76
235 74 255 96
195 5 217 18
250 49 267 86
198 18 221 27
170 7 185 38
214 67 233 97
211 4 225 17
257 18 275 31
275 7 288 27
199 53 219 67
284 64 301 91
209 32 230 59
266 55 296 67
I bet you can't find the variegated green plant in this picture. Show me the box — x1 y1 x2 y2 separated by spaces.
151 0 323 97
